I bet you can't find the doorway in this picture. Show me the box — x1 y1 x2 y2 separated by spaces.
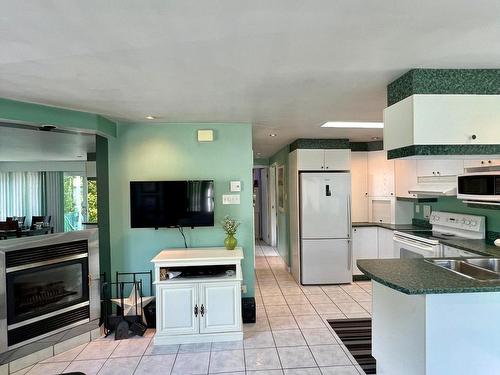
253 166 276 246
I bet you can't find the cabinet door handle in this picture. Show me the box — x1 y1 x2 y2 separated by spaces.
194 304 198 317
200 304 205 317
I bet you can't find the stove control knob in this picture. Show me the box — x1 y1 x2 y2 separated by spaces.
471 221 477 227
465 220 471 226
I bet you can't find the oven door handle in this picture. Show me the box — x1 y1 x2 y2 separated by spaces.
393 236 435 252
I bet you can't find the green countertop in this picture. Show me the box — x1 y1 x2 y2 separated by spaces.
352 222 424 231
357 258 500 295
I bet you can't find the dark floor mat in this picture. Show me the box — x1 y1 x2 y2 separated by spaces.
328 318 376 374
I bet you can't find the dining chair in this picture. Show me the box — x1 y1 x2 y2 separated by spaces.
31 215 51 229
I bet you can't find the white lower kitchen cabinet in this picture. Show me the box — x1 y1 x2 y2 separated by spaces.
352 227 378 275
152 248 244 345
442 245 479 257
377 227 395 258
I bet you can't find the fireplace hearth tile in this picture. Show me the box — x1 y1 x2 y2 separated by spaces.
53 333 90 356
9 365 33 375
0 363 7 375
8 347 53 374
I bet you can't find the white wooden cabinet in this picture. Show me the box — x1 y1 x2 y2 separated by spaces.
395 159 418 198
157 283 198 335
352 227 378 275
351 152 369 222
296 149 350 171
200 282 240 334
416 160 464 177
463 159 500 169
384 94 500 151
377 227 395 259
442 245 479 258
367 150 395 197
152 248 244 345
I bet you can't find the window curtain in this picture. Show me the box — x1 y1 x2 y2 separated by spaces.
0 172 45 224
45 171 64 232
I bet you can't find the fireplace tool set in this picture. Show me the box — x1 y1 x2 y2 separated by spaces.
101 280 149 340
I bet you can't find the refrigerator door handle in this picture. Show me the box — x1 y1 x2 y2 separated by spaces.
325 184 331 197
347 239 352 270
346 196 352 238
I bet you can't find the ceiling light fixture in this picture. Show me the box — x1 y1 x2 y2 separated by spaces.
321 122 383 129
269 133 277 137
145 115 156 120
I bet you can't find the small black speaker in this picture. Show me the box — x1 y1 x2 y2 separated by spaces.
242 297 256 323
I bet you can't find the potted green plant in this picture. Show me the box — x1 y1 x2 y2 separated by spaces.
221 215 240 250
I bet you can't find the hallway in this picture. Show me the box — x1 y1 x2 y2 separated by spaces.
244 240 372 374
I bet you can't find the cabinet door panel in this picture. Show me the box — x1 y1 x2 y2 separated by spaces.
200 282 241 334
378 228 395 259
324 149 351 171
395 159 417 198
368 150 395 197
157 284 198 335
352 227 378 275
297 149 325 170
351 152 369 222
417 160 464 177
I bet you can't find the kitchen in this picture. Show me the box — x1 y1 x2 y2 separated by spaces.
281 69 500 374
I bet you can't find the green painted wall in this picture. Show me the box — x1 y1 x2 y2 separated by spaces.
253 158 269 166
96 135 111 280
414 197 500 237
108 123 255 297
269 145 291 265
0 98 116 137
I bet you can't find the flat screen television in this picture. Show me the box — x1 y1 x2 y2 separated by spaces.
130 180 214 228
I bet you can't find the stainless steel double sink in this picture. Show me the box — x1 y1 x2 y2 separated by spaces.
426 258 500 281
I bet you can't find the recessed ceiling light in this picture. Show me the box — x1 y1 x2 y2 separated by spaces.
145 115 156 120
269 133 277 137
321 122 383 129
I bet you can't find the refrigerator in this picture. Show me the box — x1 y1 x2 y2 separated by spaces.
300 172 352 284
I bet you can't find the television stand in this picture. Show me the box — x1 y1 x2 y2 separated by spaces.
151 247 244 345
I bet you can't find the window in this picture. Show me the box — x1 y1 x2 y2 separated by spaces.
87 179 98 223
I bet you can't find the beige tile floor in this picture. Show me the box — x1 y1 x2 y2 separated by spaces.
19 240 372 375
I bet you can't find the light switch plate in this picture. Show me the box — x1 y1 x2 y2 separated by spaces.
230 181 241 192
222 194 240 205
423 205 431 219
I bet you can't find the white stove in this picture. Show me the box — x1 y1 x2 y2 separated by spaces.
393 211 486 259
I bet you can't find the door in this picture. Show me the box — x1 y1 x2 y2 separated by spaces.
157 283 198 335
260 168 270 244
63 173 88 231
200 282 240 333
269 165 278 247
300 173 351 239
297 149 325 170
352 227 378 275
301 239 351 284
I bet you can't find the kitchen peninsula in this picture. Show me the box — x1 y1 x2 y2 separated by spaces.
358 257 500 374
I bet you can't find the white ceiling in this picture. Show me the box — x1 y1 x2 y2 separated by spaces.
0 125 95 161
1 1 499 157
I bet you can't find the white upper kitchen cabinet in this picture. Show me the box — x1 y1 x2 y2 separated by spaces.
324 149 351 170
351 152 369 222
368 150 395 197
352 227 378 275
378 227 395 258
296 149 351 171
463 159 500 169
296 149 326 170
416 160 464 177
384 95 500 151
395 159 418 198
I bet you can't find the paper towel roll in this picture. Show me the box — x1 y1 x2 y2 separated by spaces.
494 239 500 247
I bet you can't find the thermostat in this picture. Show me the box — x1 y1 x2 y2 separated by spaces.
230 181 241 192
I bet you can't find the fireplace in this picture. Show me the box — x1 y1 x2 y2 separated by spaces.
0 231 100 351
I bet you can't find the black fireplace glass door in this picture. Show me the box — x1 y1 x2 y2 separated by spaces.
7 257 89 325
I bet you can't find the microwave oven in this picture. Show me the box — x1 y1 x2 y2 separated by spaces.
457 172 500 201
